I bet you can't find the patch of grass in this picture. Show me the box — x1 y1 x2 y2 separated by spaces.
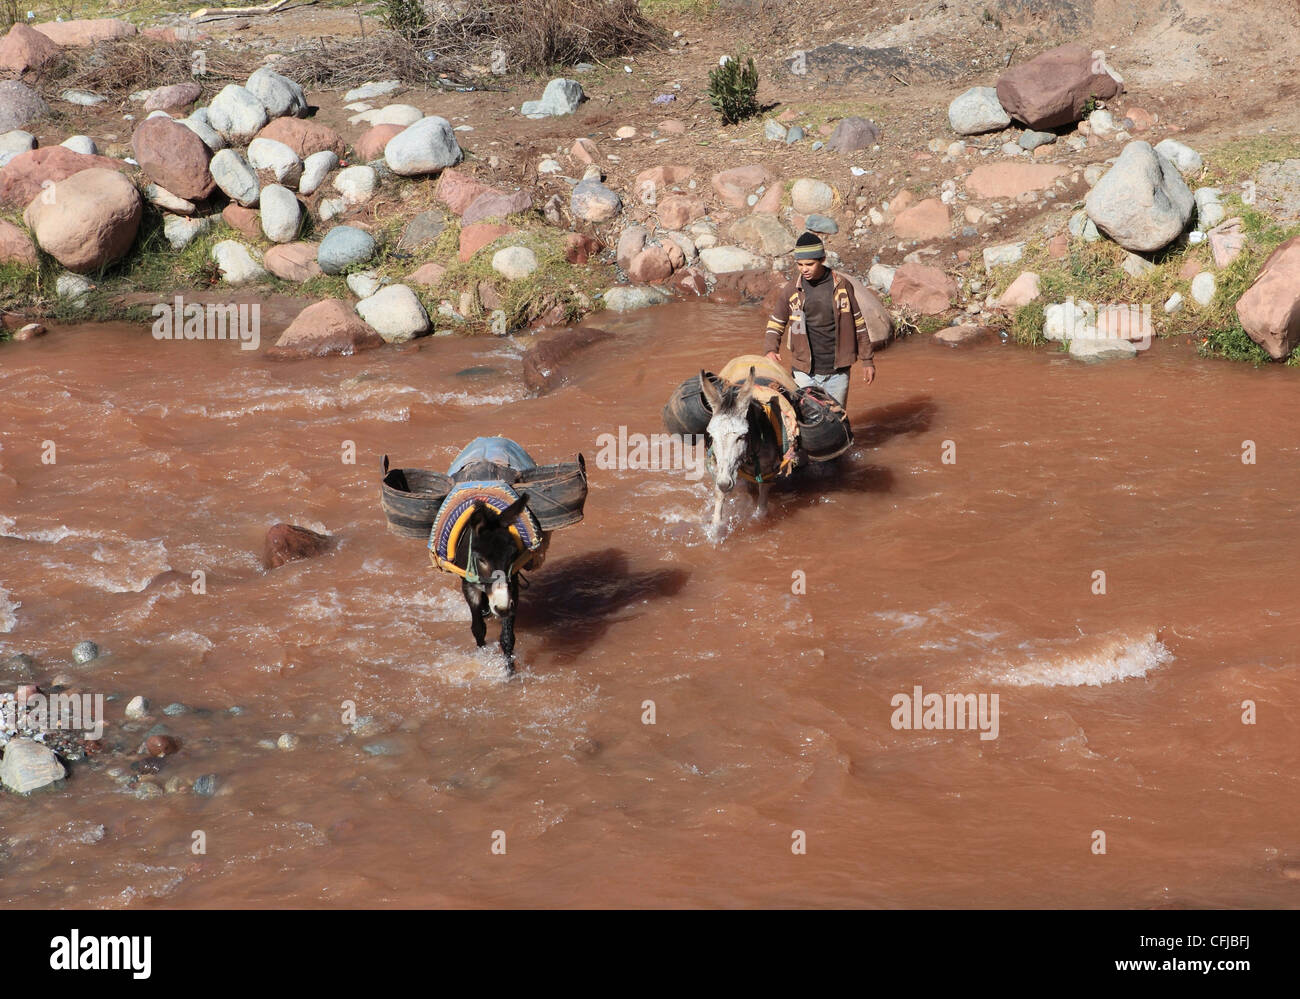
640 0 718 15
1202 134 1300 189
1010 301 1047 346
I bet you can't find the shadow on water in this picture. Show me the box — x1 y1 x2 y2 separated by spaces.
852 394 937 449
518 548 689 659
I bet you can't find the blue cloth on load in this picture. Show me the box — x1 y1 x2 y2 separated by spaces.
448 437 536 476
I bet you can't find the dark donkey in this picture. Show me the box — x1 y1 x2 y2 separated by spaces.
455 494 540 672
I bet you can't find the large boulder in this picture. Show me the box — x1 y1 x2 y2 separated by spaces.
208 84 269 145
0 23 63 77
790 178 834 215
0 145 126 208
144 83 202 114
0 217 38 267
32 18 134 46
893 198 950 240
657 195 707 230
965 161 1068 199
264 523 333 569
259 185 301 243
263 242 322 282
843 274 894 346
712 165 771 210
0 80 48 133
132 116 215 201
256 117 345 159
267 299 383 358
1236 236 1300 361
23 168 142 273
0 738 65 793
699 245 766 274
825 116 881 154
728 214 795 256
888 263 957 315
1085 141 1194 252
383 115 462 176
996 42 1122 130
520 78 584 118
247 137 302 187
317 225 376 274
570 178 621 222
948 86 1011 135
209 148 260 207
246 67 307 119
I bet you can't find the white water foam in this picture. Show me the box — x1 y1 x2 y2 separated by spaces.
990 631 1173 687
0 584 19 633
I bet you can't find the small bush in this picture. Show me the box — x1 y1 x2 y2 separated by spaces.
379 0 429 43
708 53 759 126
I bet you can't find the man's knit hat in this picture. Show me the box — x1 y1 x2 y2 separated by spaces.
793 231 825 260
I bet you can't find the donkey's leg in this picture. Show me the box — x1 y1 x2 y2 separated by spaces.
465 583 488 648
499 578 519 672
753 480 771 518
711 485 726 530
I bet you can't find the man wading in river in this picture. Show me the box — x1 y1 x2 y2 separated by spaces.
763 232 876 406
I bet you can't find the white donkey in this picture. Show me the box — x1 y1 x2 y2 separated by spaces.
700 366 786 531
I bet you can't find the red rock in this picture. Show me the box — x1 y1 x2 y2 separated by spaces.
32 18 135 47
1178 257 1201 280
629 245 673 283
267 299 384 359
674 267 707 296
887 189 915 218
353 124 405 162
263 242 322 282
461 189 532 227
570 137 598 164
1236 236 1300 361
956 248 972 263
256 118 345 159
657 119 686 134
564 232 602 264
711 165 771 210
13 323 45 340
893 198 950 240
522 325 614 391
0 23 62 76
1047 234 1069 259
222 204 262 241
437 167 497 216
657 194 706 230
1123 107 1158 132
406 262 446 286
995 42 1123 130
965 162 1067 199
144 83 202 114
146 734 179 757
634 165 693 198
264 523 334 569
753 185 783 215
710 267 785 303
458 223 513 261
1209 217 1245 269
664 240 685 270
477 281 501 310
23 168 141 273
132 116 214 201
889 263 957 315
0 146 129 209
0 218 38 268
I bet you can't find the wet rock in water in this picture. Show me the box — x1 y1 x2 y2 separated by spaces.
146 734 180 756
72 641 99 665
269 299 384 359
132 755 166 774
264 523 334 570
355 284 432 343
362 738 404 756
523 326 615 393
193 774 218 797
162 702 188 717
165 776 192 793
1 738 66 793
0 653 36 680
125 695 149 720
277 733 300 751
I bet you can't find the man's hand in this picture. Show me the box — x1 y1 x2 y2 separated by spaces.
862 363 876 385
765 351 782 365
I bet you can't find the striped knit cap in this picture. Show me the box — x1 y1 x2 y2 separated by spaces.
793 231 825 260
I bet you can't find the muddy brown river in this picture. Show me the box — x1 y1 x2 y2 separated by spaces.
2 301 1298 907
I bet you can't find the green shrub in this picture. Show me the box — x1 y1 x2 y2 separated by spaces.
380 0 429 43
708 53 759 126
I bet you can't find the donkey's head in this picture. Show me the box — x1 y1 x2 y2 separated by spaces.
465 493 530 616
701 366 756 493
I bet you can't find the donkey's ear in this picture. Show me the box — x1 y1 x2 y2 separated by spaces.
699 370 723 412
736 366 756 410
497 493 530 526
466 501 489 531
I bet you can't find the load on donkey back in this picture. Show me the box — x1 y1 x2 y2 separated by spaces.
663 232 879 530
380 437 587 672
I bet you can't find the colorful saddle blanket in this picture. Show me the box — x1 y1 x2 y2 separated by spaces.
717 355 800 478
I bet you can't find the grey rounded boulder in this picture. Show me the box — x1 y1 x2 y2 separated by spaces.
317 225 376 275
384 116 462 177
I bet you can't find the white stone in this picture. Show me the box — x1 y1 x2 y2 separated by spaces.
1163 292 1184 314
491 245 538 281
163 213 211 250
59 135 96 155
346 270 383 298
209 148 260 207
208 84 269 144
259 185 301 243
145 184 195 214
211 240 266 284
355 284 431 343
298 150 338 196
247 137 303 187
1190 271 1216 307
333 165 377 205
